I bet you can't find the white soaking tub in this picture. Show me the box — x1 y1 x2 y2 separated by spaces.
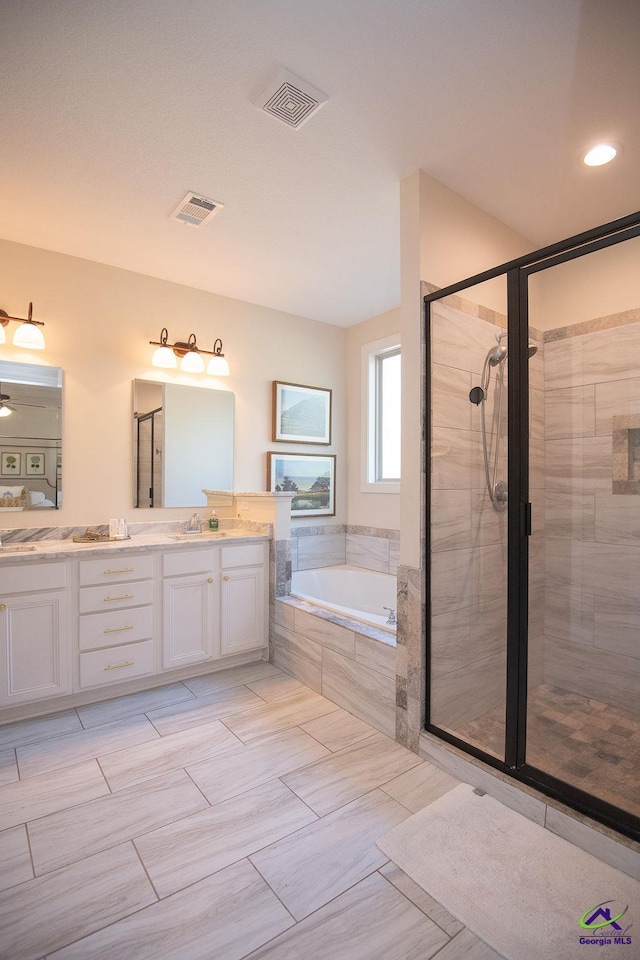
290 564 397 634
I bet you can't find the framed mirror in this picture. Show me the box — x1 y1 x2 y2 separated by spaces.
0 360 63 512
133 379 234 508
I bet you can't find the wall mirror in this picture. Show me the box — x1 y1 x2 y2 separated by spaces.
133 379 234 508
0 360 63 512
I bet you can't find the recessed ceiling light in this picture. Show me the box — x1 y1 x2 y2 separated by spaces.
583 143 620 167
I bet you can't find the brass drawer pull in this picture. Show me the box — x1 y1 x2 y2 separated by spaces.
103 567 135 575
223 575 230 581
103 624 134 634
0 604 5 610
104 660 134 671
103 594 134 602
207 577 214 583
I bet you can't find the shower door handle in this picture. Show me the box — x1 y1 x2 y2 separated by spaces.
524 502 532 537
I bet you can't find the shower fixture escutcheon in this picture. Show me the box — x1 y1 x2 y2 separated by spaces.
493 480 508 508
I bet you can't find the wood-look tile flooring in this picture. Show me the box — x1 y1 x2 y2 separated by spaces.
455 683 640 818
0 662 503 960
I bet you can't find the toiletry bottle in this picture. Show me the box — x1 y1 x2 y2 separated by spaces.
208 511 219 531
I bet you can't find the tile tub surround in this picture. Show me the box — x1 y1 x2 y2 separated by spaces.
272 596 397 737
0 660 514 960
291 524 400 574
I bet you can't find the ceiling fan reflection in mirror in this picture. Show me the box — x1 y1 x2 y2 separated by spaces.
0 383 46 417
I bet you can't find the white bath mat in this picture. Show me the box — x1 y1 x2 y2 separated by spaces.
377 783 639 960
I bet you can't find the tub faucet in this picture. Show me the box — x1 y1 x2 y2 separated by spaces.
383 606 397 625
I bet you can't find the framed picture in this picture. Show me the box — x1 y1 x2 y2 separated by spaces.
272 381 332 444
26 453 45 475
1 452 21 475
268 452 336 517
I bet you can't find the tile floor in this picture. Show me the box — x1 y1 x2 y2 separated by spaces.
0 661 505 960
454 683 640 818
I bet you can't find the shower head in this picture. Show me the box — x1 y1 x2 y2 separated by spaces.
486 337 537 365
488 343 507 366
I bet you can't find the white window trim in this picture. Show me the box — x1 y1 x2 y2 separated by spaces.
360 333 401 494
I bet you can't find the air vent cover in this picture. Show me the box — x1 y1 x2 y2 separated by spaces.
170 192 224 227
256 69 328 129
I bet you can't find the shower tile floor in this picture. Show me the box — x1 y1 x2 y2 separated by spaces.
455 683 640 818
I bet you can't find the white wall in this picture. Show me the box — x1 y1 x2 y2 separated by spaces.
345 306 401 530
400 170 535 567
530 233 640 331
0 239 346 528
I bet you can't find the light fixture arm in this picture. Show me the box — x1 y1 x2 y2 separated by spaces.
149 329 226 360
0 302 45 329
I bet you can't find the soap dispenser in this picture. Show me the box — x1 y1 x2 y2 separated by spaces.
208 511 219 531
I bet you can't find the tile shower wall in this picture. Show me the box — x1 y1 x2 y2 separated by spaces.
543 316 640 713
429 298 545 733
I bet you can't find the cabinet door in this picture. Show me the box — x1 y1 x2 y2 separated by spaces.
0 591 70 706
220 566 266 656
162 574 217 669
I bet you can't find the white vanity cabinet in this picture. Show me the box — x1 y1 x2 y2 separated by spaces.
77 554 155 688
162 548 218 669
0 533 269 719
220 543 267 657
0 561 70 706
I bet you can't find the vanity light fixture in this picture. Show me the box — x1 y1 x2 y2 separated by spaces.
0 302 46 350
0 395 13 417
149 329 230 376
206 339 230 377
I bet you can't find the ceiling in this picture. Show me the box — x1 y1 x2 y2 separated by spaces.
1 0 639 327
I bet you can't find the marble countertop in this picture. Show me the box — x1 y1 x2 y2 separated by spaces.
0 529 270 563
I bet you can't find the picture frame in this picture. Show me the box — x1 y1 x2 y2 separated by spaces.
26 452 45 475
267 452 336 517
1 452 21 476
272 381 332 445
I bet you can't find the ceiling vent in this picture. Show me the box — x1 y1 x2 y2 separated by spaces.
256 69 328 130
170 192 224 227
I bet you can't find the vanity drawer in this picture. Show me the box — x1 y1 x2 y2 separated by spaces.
0 561 67 595
79 579 154 614
163 548 216 578
221 543 266 568
79 604 154 651
79 554 154 586
79 639 154 688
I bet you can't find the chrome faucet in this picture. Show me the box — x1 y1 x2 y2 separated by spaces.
383 606 397 625
180 513 202 534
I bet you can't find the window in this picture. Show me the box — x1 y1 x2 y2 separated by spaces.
361 335 401 492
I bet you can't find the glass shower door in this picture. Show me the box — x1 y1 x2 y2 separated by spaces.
428 279 509 762
525 237 640 822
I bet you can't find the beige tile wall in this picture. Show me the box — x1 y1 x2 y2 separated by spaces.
543 320 640 704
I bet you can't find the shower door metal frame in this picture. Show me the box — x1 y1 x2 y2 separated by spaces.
424 209 640 842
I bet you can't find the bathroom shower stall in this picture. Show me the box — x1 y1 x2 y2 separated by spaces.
424 211 640 841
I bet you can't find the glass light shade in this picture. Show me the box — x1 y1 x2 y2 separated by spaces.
583 143 618 166
0 324 6 345
152 345 178 368
180 350 205 373
0 405 12 418
13 321 45 350
206 354 230 376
